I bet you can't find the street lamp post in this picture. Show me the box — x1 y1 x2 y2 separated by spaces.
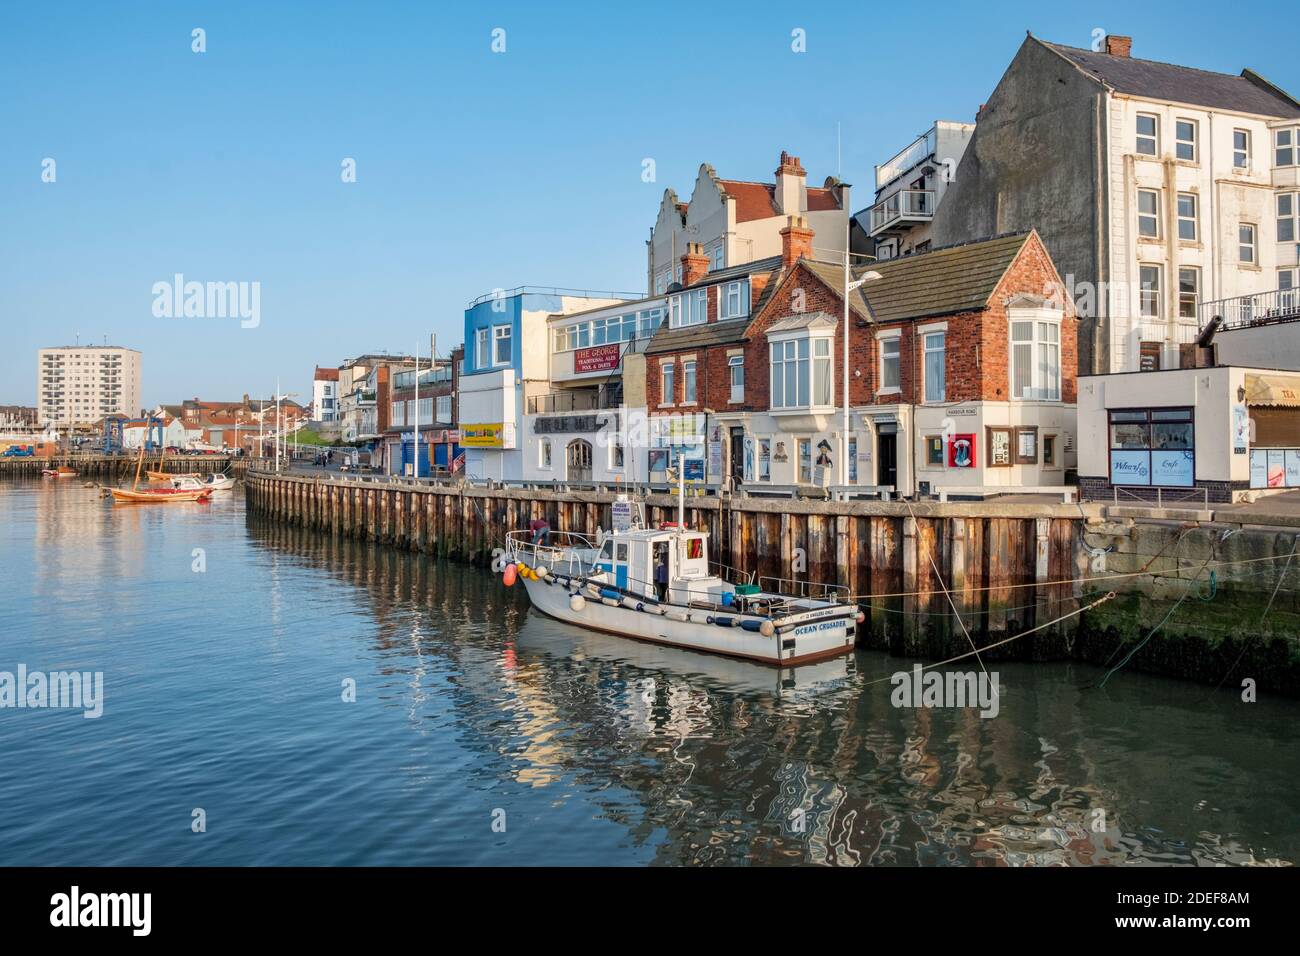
841 225 882 487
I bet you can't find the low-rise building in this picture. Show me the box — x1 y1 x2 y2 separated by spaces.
1078 365 1300 502
521 297 667 483
459 287 636 481
383 354 460 475
643 219 1079 497
312 367 339 423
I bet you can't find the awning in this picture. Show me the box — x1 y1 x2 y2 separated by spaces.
1245 374 1300 407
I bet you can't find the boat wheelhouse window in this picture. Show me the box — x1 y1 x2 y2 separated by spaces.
616 543 628 561
599 539 614 560
686 537 703 560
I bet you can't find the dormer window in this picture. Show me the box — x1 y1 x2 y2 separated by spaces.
669 288 707 328
719 280 750 320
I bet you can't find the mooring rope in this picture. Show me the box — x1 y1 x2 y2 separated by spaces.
860 591 1118 687
904 500 989 683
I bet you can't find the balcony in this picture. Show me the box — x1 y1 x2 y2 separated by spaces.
875 129 937 190
869 189 936 236
1198 287 1300 332
528 385 622 415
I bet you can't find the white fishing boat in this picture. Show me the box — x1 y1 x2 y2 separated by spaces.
502 463 862 667
171 473 235 492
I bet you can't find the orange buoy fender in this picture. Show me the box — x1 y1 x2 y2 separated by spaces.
503 563 518 587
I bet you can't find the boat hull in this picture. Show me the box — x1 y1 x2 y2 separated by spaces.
519 575 855 666
110 488 211 503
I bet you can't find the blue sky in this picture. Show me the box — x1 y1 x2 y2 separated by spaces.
2 0 1297 407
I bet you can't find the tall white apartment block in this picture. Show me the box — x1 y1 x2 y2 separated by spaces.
38 345 141 426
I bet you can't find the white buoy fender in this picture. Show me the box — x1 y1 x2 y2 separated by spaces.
759 620 775 637
570 594 586 612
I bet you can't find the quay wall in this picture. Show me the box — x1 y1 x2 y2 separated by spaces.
242 471 1300 694
0 454 235 479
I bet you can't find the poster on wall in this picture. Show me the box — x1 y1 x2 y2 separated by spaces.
648 449 668 475
948 434 976 468
1232 405 1249 454
1109 450 1151 486
1149 450 1194 487
1249 450 1269 489
987 428 1012 468
1268 450 1287 488
683 459 705 481
1286 451 1300 488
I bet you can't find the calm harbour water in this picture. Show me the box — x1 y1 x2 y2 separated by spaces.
1 479 1296 866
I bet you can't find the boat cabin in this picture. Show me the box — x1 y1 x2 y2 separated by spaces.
592 525 730 607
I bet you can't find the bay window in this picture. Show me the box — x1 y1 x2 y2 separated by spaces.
1278 193 1297 243
1010 317 1061 401
770 336 834 409
1277 128 1296 167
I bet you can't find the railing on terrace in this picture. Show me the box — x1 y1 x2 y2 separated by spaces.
1197 287 1300 332
466 285 644 310
528 388 623 414
869 189 936 234
875 128 937 190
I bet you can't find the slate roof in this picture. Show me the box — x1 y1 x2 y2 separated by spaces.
800 232 1034 325
644 317 752 355
1041 40 1300 118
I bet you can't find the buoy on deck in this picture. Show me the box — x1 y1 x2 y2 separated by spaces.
759 620 775 637
569 594 586 612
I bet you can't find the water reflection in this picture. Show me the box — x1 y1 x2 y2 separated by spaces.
245 516 1298 867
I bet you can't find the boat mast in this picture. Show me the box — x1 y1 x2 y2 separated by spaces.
132 425 145 491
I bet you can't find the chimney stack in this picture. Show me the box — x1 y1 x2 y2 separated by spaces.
774 150 807 215
1104 35 1132 58
779 215 815 270
680 242 710 286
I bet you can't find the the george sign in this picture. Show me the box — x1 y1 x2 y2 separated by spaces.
573 344 621 374
460 422 516 449
948 434 976 468
1110 450 1151 486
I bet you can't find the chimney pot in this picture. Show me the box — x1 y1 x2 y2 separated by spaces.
1104 35 1132 58
680 242 711 286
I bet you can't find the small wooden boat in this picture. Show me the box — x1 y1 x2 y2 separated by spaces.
111 438 211 504
41 466 78 478
111 486 211 503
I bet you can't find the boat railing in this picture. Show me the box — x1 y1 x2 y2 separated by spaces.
504 529 598 574
757 576 850 602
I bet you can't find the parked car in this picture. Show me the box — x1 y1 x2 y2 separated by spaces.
2 446 34 457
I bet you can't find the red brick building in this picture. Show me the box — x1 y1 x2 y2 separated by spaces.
644 217 1078 495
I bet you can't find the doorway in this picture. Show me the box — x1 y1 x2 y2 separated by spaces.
566 439 592 481
877 433 897 489
728 427 745 487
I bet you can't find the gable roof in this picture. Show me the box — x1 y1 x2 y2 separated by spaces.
717 180 844 222
800 232 1035 325
1039 39 1300 118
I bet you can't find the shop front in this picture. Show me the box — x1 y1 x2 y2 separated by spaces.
1078 367 1300 503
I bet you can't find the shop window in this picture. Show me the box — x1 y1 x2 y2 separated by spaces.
924 435 944 467
1108 408 1195 487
